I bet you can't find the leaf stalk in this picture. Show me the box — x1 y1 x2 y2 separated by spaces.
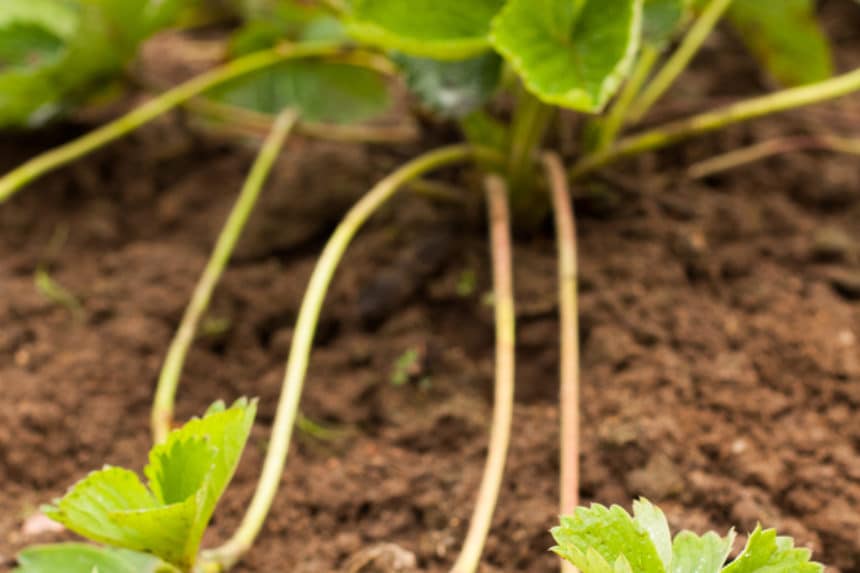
542 153 581 573
627 0 734 123
152 110 298 444
202 145 504 571
571 65 860 179
450 174 516 573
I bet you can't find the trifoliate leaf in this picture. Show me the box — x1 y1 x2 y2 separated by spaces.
347 0 505 59
633 499 673 570
14 544 164 573
394 52 501 118
643 0 690 48
206 61 390 124
490 0 643 112
552 504 667 573
42 399 256 570
721 527 823 573
726 0 833 86
670 530 735 573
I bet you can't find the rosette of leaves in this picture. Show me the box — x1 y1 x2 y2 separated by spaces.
552 499 824 573
15 399 257 573
0 0 186 127
348 0 694 149
347 0 647 115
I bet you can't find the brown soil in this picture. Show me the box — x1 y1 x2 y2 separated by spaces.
2 3 860 572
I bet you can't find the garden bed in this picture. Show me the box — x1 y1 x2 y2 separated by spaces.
1 2 859 571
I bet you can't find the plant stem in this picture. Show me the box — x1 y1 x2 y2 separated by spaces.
450 175 516 573
542 153 580 573
202 144 504 571
570 66 860 179
686 133 860 179
627 0 733 123
0 42 374 204
508 87 554 211
151 110 298 444
596 45 659 150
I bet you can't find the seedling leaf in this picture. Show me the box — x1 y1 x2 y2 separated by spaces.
42 399 256 570
554 502 826 573
347 0 505 59
721 526 823 573
726 0 833 86
206 61 390 124
551 503 667 573
395 52 502 118
490 0 643 112
14 543 164 573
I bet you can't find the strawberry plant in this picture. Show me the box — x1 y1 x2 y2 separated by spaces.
553 499 823 573
5 0 858 571
14 398 257 573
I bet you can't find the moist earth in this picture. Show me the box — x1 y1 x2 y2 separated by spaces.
1 3 860 572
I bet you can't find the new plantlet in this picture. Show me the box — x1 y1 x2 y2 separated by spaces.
16 399 257 573
5 0 859 571
553 499 823 573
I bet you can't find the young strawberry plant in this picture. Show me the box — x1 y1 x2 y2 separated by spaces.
14 398 257 573
4 0 859 571
553 499 824 573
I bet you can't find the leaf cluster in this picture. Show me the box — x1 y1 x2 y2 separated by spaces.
343 0 834 119
0 0 185 127
552 499 823 573
15 399 257 573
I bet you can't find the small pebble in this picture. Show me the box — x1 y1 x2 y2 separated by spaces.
829 269 860 300
811 226 855 263
22 513 64 537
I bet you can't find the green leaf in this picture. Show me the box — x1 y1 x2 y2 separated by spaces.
0 22 66 71
554 502 827 573
0 0 186 128
347 0 505 59
206 61 390 124
552 504 667 573
671 530 735 573
156 397 257 529
230 0 346 56
643 0 690 48
490 0 643 112
395 52 501 118
42 399 256 570
42 467 199 569
726 0 832 86
0 0 76 126
15 544 164 573
721 527 823 573
460 110 509 152
633 499 673 570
